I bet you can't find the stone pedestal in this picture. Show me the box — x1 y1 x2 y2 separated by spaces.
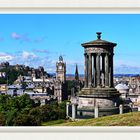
138 106 140 112
77 87 120 118
119 104 123 114
94 106 99 118
66 102 70 118
72 103 77 120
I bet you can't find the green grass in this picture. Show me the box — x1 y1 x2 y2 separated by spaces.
42 119 68 126
42 111 140 126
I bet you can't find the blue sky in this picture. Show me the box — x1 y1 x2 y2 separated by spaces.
0 14 140 74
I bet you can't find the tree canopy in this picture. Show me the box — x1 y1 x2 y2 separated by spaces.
0 94 66 126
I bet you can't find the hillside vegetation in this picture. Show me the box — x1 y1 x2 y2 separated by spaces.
42 111 140 126
0 94 66 126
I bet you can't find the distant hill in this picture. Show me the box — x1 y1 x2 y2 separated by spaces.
114 74 139 77
42 111 140 126
66 74 139 77
49 73 139 78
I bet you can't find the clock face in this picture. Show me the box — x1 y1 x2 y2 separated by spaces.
58 66 62 70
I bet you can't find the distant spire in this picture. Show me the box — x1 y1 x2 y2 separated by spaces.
75 64 79 81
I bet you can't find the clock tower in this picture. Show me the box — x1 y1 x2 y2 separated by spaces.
56 56 66 83
54 56 67 103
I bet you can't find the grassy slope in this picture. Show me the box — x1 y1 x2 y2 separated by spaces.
42 111 140 126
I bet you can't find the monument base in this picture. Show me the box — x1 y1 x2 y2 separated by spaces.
77 107 119 119
77 87 121 118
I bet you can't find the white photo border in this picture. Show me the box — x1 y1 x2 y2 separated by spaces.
0 0 140 133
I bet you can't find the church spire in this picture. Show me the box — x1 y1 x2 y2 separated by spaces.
75 64 79 81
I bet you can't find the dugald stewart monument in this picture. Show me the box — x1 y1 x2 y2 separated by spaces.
69 32 123 119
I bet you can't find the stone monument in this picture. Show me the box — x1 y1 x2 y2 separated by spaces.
77 32 121 118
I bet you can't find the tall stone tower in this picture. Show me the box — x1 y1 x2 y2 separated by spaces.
56 56 66 83
73 64 82 93
54 56 67 103
77 32 121 118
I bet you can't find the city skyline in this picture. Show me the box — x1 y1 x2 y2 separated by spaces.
0 14 140 74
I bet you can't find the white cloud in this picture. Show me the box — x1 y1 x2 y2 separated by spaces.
0 52 14 62
11 32 46 44
1 51 140 74
32 49 49 53
114 59 140 74
11 32 30 42
11 32 21 40
22 51 37 59
9 51 39 68
0 51 84 74
2 51 55 73
114 64 140 74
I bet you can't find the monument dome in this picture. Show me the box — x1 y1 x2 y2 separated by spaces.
115 83 129 94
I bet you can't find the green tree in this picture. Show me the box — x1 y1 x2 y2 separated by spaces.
14 114 41 126
17 94 35 113
0 94 36 126
0 113 6 126
58 101 66 119
0 94 67 126
39 101 66 122
5 109 18 126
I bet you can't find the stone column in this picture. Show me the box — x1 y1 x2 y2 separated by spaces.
101 54 105 87
119 104 123 114
72 103 76 120
84 53 88 88
129 103 133 109
93 54 96 87
109 67 111 88
108 54 111 87
88 53 92 87
110 54 114 87
66 102 70 118
71 87 75 97
96 54 100 87
102 54 105 73
94 105 99 118
138 106 140 111
105 53 109 87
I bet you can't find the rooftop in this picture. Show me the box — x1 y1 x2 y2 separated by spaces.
115 83 129 90
81 32 117 47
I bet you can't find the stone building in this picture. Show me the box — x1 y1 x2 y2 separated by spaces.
13 57 67 103
71 32 121 118
0 62 9 68
0 84 7 94
54 56 67 103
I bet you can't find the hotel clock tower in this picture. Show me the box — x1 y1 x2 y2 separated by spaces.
56 56 66 83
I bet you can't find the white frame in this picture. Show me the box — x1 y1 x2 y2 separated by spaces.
0 126 140 132
0 1 140 137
